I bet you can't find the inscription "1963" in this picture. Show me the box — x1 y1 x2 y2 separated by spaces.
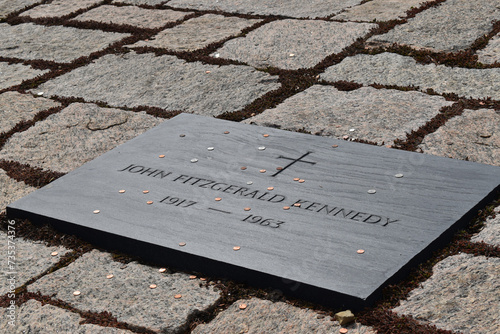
242 214 285 228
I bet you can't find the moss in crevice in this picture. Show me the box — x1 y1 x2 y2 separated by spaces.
0 160 65 188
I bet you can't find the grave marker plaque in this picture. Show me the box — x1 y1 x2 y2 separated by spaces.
7 113 499 309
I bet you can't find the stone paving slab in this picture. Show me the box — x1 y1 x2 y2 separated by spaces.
0 169 36 214
0 23 130 63
192 298 376 334
393 254 500 334
73 5 191 29
0 230 69 295
0 91 61 133
130 14 260 51
34 51 280 115
28 249 221 333
168 0 363 19
418 109 499 166
0 102 163 173
0 0 40 19
321 52 500 100
0 61 48 90
368 0 500 52
332 0 426 22
244 85 452 145
0 300 133 333
477 32 500 65
20 0 101 18
472 205 500 247
213 19 376 70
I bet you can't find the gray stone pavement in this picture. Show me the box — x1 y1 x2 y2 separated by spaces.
0 1 499 333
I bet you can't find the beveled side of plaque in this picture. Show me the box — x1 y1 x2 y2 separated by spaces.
7 113 500 309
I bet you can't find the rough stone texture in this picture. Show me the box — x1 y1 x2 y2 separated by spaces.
0 103 163 173
0 91 61 133
0 23 129 63
244 85 452 145
321 52 500 100
192 298 375 334
368 0 500 52
0 0 40 19
477 33 500 65
0 169 36 214
34 52 280 116
0 231 69 294
333 0 426 22
472 205 500 247
213 19 376 70
393 254 500 334
20 0 101 18
418 109 500 166
0 61 48 90
168 0 363 19
73 5 191 29
130 14 260 51
112 0 167 5
28 250 221 333
0 300 132 333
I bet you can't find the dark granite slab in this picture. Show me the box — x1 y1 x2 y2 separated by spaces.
8 113 499 309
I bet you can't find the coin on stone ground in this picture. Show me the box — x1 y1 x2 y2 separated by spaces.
239 303 247 310
174 294 182 299
73 291 81 296
149 284 157 289
233 246 241 251
51 251 58 256
159 268 167 273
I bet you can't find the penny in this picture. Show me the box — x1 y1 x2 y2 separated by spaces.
118 189 125 193
294 203 301 207
293 178 300 181
332 145 338 148
174 294 182 299
239 303 247 310
357 249 365 254
233 246 241 251
93 210 100 214
276 167 283 170
244 207 251 211
149 284 157 289
51 251 58 256
159 268 167 273
215 197 222 201
179 242 186 247
189 275 197 279
200 277 207 281
267 187 274 191
298 179 305 183
259 169 266 173
241 166 247 170
224 131 230 134
283 206 290 210
339 329 348 334
147 201 153 205
106 274 114 279
73 291 81 296
263 134 269 137
143 190 149 194
159 155 165 158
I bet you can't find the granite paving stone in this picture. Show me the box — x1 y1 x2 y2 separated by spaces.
393 254 500 334
73 5 191 29
471 205 500 247
321 52 500 100
28 250 221 333
0 91 61 133
0 169 36 214
0 300 133 333
33 51 280 116
419 109 500 166
0 0 40 19
20 0 101 18
368 0 500 52
477 32 500 65
0 23 130 63
213 19 376 70
0 61 48 90
244 85 452 145
192 298 376 334
332 0 426 22
168 0 363 19
130 14 260 51
0 230 69 294
0 102 163 173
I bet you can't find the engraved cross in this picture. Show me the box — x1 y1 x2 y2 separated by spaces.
272 152 316 177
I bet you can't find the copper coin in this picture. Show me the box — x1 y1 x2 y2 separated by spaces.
283 206 290 210
147 201 153 205
293 178 300 181
332 145 338 148
159 268 167 273
244 207 251 211
357 249 365 254
298 179 305 183
143 190 149 194
233 246 241 251
241 166 247 170
205 70 211 74
73 291 81 296
159 155 165 158
215 197 222 201
276 167 283 170
267 187 274 191
179 242 186 247
343 135 349 140
174 294 182 299
118 189 126 193
93 210 100 214
224 131 230 134
51 251 58 256
106 274 114 279
259 169 266 173
200 277 207 281
263 134 269 137
149 284 157 289
239 303 247 310
339 328 348 334
189 275 197 279
294 203 301 207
